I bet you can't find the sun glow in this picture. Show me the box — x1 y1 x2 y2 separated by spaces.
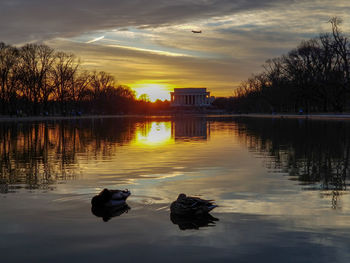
131 83 172 102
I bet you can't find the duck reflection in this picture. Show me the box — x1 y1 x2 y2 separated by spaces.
170 213 219 230
91 204 131 222
171 118 209 141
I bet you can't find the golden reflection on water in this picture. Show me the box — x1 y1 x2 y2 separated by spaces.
133 122 173 147
1 117 350 225
131 118 210 146
3 117 350 262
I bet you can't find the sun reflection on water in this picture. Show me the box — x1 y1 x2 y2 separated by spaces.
133 122 173 146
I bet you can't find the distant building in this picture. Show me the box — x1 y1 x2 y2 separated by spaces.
170 88 214 107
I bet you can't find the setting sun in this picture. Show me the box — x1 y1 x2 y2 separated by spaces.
131 83 172 102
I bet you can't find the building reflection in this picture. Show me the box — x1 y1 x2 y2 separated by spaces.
132 118 210 146
0 118 211 192
2 116 348 210
171 118 209 141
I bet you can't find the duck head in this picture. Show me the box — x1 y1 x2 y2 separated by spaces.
120 189 131 199
177 193 187 200
111 189 130 200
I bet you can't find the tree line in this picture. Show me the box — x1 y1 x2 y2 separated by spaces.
215 18 350 113
0 43 170 116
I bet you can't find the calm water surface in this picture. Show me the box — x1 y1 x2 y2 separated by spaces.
1 117 350 262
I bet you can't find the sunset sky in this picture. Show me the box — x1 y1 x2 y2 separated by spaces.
1 0 350 100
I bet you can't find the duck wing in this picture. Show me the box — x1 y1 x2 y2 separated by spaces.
184 196 216 207
105 199 127 207
172 195 217 215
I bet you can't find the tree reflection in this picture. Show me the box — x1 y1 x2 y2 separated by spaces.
0 119 138 192
0 117 211 192
234 118 350 209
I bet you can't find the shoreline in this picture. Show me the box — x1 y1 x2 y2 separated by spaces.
1 113 350 122
231 113 350 120
0 114 174 122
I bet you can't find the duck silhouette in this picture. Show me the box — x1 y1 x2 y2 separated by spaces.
91 189 131 222
91 188 131 207
170 193 218 216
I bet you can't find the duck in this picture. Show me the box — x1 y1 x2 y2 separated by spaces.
170 193 218 216
91 188 131 207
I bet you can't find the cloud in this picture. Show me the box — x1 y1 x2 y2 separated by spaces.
47 39 249 96
86 36 105 43
2 0 350 96
0 0 297 44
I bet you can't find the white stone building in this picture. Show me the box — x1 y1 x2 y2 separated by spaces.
170 88 213 107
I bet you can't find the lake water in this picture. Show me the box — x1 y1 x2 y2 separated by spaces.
1 116 350 262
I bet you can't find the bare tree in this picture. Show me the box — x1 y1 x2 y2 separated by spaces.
0 43 19 114
329 17 350 111
70 70 92 113
52 52 79 114
18 44 55 115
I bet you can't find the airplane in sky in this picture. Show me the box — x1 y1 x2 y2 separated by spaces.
191 30 202 33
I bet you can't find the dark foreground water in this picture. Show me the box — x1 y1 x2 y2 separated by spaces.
1 116 350 262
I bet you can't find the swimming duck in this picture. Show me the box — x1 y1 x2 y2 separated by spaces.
91 188 131 207
170 193 218 216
